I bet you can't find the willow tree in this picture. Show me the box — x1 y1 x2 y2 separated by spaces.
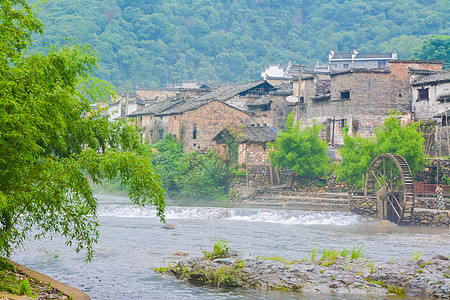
268 112 329 179
0 0 165 262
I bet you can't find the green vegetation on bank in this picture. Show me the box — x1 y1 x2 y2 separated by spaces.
268 112 330 180
28 0 449 88
0 0 165 262
0 258 37 297
337 112 425 188
152 135 228 201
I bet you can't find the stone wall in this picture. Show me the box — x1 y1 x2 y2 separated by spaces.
180 101 249 152
349 195 377 217
411 211 450 226
291 174 349 193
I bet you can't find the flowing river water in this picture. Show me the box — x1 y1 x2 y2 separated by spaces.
10 194 450 299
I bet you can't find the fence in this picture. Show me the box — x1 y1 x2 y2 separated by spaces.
414 182 450 196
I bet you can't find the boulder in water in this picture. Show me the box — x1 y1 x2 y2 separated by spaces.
162 224 175 230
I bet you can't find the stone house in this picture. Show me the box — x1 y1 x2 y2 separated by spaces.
411 69 450 122
127 99 181 142
296 60 443 145
213 126 278 184
410 69 450 156
328 49 397 70
193 80 294 131
152 99 251 153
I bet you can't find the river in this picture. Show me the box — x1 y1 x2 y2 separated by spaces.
11 194 450 299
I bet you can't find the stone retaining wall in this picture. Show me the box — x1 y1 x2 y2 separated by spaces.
348 195 377 217
411 210 450 226
349 194 450 226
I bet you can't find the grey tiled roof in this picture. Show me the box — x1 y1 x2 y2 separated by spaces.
213 126 278 143
270 84 293 96
315 80 331 95
127 100 181 117
240 126 278 143
194 80 273 102
331 53 393 60
412 70 450 86
247 95 271 106
155 99 210 116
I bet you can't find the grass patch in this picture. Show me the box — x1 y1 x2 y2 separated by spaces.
202 238 230 260
0 258 38 297
257 255 294 265
413 251 422 261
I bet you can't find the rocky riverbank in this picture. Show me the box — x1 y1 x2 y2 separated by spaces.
158 252 450 298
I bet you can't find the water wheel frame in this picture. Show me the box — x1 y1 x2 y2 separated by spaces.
364 153 415 224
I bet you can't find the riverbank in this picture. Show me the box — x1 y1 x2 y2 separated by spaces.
159 251 450 298
0 259 89 300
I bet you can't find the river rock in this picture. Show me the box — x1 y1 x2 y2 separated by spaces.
160 253 450 298
162 224 175 230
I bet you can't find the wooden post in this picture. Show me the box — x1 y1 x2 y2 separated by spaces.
269 160 274 186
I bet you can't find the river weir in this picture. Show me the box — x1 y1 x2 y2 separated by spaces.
10 194 450 299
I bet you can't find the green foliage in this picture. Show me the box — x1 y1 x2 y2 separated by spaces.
350 245 365 260
337 113 425 187
411 35 450 69
319 249 340 266
0 0 165 262
0 260 37 297
176 151 228 201
18 279 32 296
202 238 230 260
269 112 329 180
152 135 228 201
413 250 423 261
27 0 450 88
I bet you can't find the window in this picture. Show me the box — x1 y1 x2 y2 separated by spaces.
300 96 304 104
339 119 346 128
378 61 386 68
340 91 350 100
192 124 197 139
343 63 349 68
158 130 163 139
418 88 429 101
331 64 338 69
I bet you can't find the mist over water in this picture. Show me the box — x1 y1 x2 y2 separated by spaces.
11 194 450 299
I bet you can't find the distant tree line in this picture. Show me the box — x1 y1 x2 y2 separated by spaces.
29 0 449 89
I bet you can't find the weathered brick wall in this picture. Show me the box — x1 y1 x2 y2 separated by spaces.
268 94 294 131
413 82 450 121
238 143 270 166
181 101 249 152
298 70 413 142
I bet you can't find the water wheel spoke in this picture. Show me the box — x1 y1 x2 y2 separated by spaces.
365 153 415 225
371 170 382 189
387 195 402 220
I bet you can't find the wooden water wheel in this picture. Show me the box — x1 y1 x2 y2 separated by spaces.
364 153 415 225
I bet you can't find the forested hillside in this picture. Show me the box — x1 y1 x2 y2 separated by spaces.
30 0 449 89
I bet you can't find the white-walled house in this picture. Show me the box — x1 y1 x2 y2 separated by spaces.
412 69 450 122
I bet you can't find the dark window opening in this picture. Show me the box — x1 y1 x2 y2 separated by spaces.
300 96 304 104
443 117 448 126
343 63 349 68
340 91 350 100
399 94 402 98
193 124 197 139
158 130 163 139
418 88 429 101
339 119 346 128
